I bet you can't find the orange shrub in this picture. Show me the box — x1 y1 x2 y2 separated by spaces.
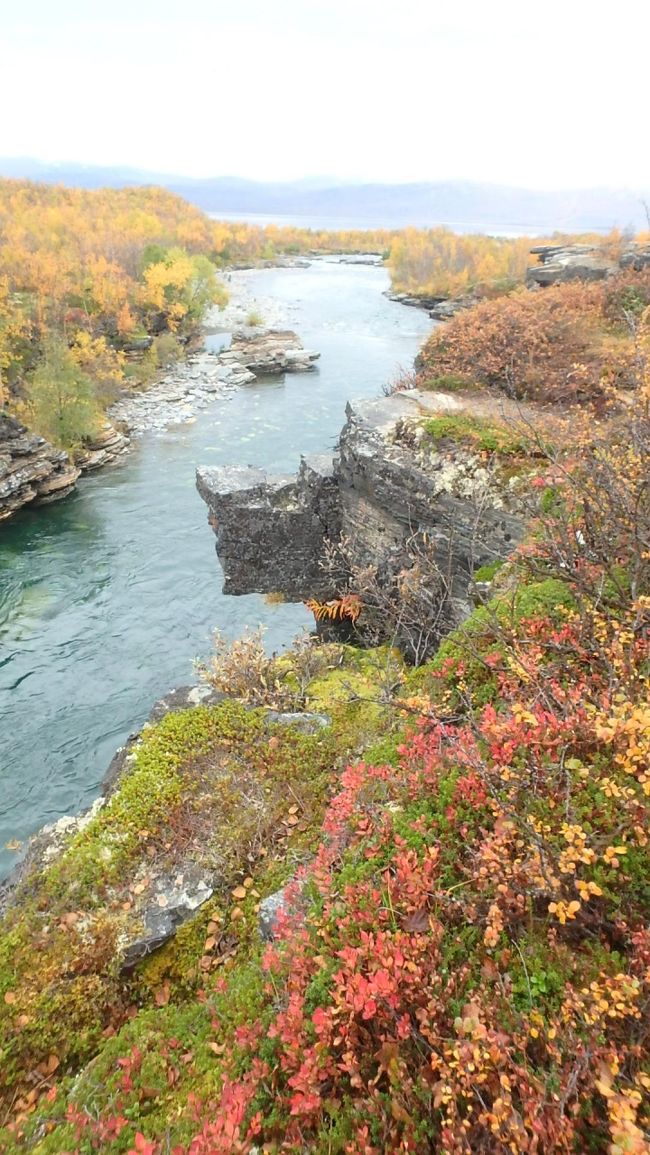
418 271 650 405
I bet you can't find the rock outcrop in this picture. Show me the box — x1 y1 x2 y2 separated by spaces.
526 241 650 287
196 455 341 599
76 422 130 471
386 290 477 321
0 413 80 522
197 390 525 622
109 332 319 436
222 328 320 375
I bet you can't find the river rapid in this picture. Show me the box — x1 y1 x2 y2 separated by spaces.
0 259 432 878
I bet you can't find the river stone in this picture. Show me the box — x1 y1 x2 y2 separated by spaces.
228 329 320 375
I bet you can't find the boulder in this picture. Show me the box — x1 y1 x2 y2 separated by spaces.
228 329 320 375
258 887 290 941
121 867 214 969
525 242 650 288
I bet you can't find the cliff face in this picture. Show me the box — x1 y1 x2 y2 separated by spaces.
196 389 524 625
0 413 80 522
0 414 129 523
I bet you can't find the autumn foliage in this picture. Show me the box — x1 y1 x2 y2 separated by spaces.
0 179 227 445
418 270 650 404
388 226 536 298
386 227 649 301
3 361 647 1153
166 386 649 1153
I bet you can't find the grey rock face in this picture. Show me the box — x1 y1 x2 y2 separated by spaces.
196 454 341 600
526 242 650 288
526 244 616 287
0 413 80 523
76 422 130 471
196 390 524 625
121 867 214 969
228 329 320 375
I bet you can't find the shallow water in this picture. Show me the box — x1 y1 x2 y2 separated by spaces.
0 260 432 877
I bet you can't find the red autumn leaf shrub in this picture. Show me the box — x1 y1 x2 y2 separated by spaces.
163 387 649 1152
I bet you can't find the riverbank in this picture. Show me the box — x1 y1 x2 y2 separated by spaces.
1 374 646 1151
0 271 321 521
0 259 433 880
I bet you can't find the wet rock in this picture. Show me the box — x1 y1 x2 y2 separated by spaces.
228 328 320 375
147 682 227 723
385 290 439 310
0 413 80 522
108 327 317 436
334 254 384 266
429 296 476 321
0 796 105 917
386 290 476 321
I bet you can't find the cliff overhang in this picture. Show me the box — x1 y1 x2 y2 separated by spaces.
196 389 526 625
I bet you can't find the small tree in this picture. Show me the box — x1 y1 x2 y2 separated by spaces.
28 339 101 448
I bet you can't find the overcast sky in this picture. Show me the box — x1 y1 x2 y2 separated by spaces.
1 0 648 189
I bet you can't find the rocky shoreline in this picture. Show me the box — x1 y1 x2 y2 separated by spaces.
107 328 319 436
0 678 328 958
0 413 81 522
385 288 475 320
0 270 320 521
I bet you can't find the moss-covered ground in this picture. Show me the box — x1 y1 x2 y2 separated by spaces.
0 645 401 1147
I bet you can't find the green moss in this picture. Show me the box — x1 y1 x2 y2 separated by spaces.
0 693 358 1112
473 560 505 583
47 702 266 895
419 373 475 393
540 485 562 515
422 413 538 457
306 645 403 749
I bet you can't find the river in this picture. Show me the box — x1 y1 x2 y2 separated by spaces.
0 260 432 878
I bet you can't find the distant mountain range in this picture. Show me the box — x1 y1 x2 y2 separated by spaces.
1 158 648 233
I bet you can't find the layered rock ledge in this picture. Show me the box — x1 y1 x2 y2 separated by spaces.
526 241 650 287
0 413 80 521
196 389 526 620
223 328 320 375
0 414 129 522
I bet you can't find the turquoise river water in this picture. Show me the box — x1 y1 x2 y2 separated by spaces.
0 260 432 878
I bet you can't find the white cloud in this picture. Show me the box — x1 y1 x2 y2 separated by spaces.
0 0 648 188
